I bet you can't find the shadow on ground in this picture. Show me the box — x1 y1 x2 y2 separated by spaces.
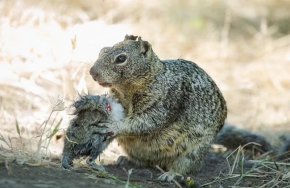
1 151 276 188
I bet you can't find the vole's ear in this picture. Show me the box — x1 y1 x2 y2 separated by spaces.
124 35 138 41
138 37 151 56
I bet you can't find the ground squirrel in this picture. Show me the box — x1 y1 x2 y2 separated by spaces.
89 35 227 181
61 95 124 171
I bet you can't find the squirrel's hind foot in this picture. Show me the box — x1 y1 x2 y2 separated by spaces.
157 170 184 182
86 158 106 171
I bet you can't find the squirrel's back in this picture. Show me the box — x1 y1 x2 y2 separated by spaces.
115 58 227 170
159 59 227 128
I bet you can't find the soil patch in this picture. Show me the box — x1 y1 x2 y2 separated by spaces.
0 152 289 188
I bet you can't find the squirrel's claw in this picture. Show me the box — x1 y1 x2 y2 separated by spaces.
98 122 120 136
157 171 184 182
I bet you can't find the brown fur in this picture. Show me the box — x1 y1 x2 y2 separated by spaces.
90 35 227 181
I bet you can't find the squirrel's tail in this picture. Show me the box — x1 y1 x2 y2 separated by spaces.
214 124 273 153
214 124 290 161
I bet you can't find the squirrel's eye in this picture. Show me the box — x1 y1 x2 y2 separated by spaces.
115 54 127 64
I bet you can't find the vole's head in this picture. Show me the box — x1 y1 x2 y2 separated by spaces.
90 35 157 87
73 95 111 123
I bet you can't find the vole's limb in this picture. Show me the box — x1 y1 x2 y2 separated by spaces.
61 155 74 170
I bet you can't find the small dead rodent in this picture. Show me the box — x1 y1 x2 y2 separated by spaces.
61 95 124 171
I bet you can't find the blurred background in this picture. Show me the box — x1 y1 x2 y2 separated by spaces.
0 0 290 161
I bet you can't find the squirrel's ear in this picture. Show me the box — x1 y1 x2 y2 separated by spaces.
124 35 138 41
138 37 151 56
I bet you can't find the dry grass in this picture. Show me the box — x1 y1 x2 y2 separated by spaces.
0 0 289 186
203 144 290 187
0 98 64 166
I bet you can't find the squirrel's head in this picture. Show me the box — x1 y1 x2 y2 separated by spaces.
90 35 158 88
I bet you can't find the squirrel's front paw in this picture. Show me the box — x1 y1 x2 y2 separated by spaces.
97 122 121 137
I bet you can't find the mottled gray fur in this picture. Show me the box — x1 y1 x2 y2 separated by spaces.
90 35 227 181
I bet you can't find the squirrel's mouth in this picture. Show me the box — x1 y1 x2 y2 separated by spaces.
91 76 112 87
98 82 112 87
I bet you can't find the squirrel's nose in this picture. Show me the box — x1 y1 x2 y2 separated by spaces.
89 66 99 80
89 66 95 75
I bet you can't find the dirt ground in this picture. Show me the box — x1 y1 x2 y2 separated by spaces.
0 152 227 188
2 151 288 188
